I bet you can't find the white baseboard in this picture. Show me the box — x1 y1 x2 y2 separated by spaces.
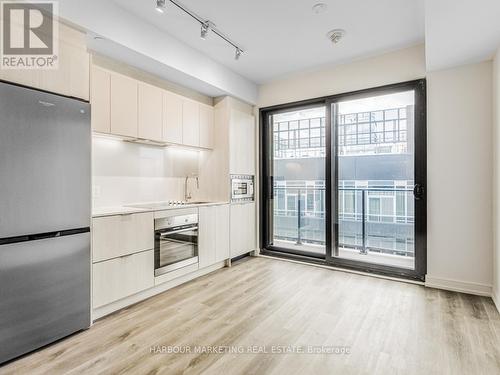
492 289 500 313
92 261 225 321
425 275 492 297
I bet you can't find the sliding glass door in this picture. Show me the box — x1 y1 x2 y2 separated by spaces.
262 104 327 258
327 81 426 279
261 80 426 280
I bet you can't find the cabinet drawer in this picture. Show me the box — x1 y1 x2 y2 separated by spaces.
93 250 154 308
92 212 154 262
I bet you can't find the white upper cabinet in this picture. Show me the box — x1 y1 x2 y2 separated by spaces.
138 83 163 142
229 109 256 175
110 73 138 138
199 104 214 149
182 99 200 147
0 23 89 100
91 66 110 134
163 91 183 145
89 63 215 149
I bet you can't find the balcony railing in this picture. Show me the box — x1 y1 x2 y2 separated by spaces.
273 186 414 257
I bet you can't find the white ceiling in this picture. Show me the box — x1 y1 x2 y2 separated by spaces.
425 0 500 71
111 0 425 84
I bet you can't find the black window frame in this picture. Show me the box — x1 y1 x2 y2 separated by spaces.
259 79 427 281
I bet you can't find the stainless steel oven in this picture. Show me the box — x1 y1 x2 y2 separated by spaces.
231 174 255 202
154 213 198 276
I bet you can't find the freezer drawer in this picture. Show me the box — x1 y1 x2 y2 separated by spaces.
0 233 91 364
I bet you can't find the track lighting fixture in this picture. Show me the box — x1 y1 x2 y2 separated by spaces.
235 48 242 60
156 0 166 13
155 0 244 60
200 21 210 40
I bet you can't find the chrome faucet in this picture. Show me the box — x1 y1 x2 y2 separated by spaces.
184 174 199 202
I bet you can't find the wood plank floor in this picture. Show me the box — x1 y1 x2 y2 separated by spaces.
1 256 499 375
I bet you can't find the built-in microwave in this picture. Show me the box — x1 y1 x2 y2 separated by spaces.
230 174 254 202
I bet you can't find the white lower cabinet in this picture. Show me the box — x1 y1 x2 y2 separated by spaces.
92 212 153 263
93 250 154 308
215 205 230 262
199 207 216 268
230 203 256 258
91 205 230 313
199 204 230 268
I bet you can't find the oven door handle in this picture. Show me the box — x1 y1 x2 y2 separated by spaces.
158 226 198 236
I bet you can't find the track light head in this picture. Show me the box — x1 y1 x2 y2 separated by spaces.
200 21 210 40
156 0 166 13
235 48 242 60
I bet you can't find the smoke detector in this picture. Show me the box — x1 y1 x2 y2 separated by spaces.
327 29 346 44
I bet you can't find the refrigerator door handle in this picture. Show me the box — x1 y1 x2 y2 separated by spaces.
31 231 61 241
0 227 90 246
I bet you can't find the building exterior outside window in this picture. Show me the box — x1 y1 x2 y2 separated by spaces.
272 103 415 259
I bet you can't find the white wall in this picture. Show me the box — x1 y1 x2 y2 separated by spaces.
426 61 493 295
258 44 425 108
493 48 500 307
92 137 201 207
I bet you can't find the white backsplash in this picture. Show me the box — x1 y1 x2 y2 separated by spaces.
92 136 202 208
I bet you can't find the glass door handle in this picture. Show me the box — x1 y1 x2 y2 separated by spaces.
413 184 425 200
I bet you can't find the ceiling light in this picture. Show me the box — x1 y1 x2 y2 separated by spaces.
154 0 244 59
156 0 166 13
327 29 346 44
200 21 210 40
312 3 328 14
235 48 242 60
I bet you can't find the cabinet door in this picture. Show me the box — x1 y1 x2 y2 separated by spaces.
245 202 257 252
199 105 214 149
199 206 216 268
230 204 244 258
230 203 256 258
110 73 138 138
92 212 154 263
138 83 163 141
90 66 110 133
229 110 255 175
163 92 183 144
215 205 230 262
182 100 200 147
0 23 89 100
93 250 154 308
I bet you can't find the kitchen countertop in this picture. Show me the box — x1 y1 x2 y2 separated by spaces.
92 201 230 218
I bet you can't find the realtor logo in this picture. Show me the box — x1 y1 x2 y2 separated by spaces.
1 1 58 69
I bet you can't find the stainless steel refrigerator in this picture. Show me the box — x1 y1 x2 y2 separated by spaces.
0 81 91 364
